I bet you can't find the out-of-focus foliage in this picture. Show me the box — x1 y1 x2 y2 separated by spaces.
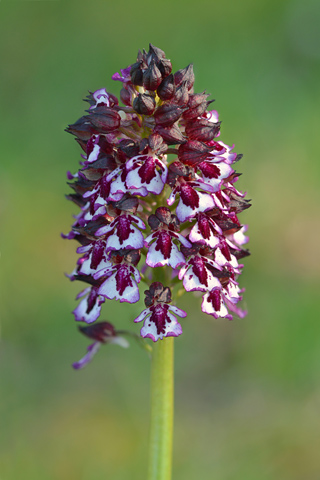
1 1 320 479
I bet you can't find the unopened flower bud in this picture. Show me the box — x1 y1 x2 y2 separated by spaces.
157 74 176 101
174 81 189 106
133 94 156 115
148 44 166 60
143 60 162 91
130 61 144 86
158 58 172 77
174 64 195 90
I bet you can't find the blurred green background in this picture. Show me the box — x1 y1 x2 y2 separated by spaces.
1 0 320 479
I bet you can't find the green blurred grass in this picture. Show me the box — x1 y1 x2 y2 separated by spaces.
1 0 320 479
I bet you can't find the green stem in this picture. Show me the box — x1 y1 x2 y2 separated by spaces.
147 338 174 480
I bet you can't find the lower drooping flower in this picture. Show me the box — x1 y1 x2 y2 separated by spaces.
73 322 129 369
64 43 250 367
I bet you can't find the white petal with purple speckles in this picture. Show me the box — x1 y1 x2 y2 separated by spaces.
98 266 140 303
73 293 102 323
201 291 231 319
146 239 186 268
126 168 165 195
176 191 215 223
134 308 150 324
200 162 233 192
173 232 192 248
105 228 144 251
230 225 249 246
181 265 221 292
214 248 239 271
93 265 116 280
87 142 100 163
79 254 112 276
189 221 220 249
169 305 187 318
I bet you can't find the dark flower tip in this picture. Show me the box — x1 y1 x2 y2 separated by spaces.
144 282 172 307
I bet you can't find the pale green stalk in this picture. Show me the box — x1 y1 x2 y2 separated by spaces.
147 337 174 480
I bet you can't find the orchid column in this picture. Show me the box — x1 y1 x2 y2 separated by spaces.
64 44 250 480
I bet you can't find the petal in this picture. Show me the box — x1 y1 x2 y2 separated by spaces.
189 216 220 249
169 305 187 318
93 265 115 280
105 227 144 251
173 232 192 248
129 214 146 230
182 256 222 292
72 342 101 370
75 287 91 300
223 294 247 318
199 161 233 192
176 189 215 222
73 291 103 324
146 238 186 269
126 165 166 195
134 308 151 323
98 265 140 303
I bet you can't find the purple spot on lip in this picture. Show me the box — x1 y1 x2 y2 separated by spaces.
155 231 172 259
115 265 133 296
180 184 199 209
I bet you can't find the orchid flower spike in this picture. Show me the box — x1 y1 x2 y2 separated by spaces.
64 44 250 368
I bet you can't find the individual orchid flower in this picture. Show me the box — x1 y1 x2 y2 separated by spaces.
134 283 187 342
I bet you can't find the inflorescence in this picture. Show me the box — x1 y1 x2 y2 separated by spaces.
63 44 250 368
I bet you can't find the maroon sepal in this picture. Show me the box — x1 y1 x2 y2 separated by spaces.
65 116 96 141
154 123 186 145
118 139 140 158
154 104 187 127
78 321 116 343
178 140 212 166
185 120 221 142
67 175 95 196
86 107 121 133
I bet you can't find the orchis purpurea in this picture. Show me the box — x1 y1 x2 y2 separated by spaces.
64 44 250 368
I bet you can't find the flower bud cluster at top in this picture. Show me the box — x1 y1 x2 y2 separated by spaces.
64 44 250 365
